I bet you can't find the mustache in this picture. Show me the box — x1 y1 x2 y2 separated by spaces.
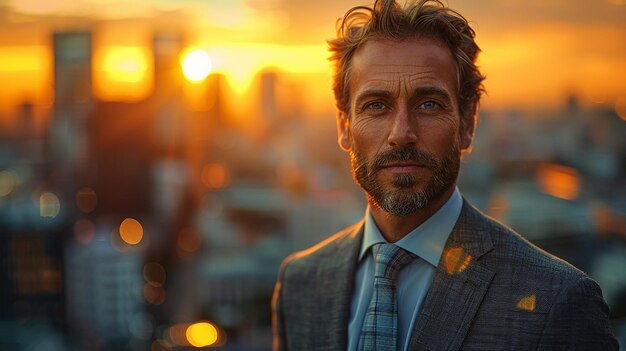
370 147 439 172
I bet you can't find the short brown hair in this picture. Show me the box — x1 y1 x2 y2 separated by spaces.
328 0 485 120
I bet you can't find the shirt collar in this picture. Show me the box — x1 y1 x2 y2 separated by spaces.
359 187 463 267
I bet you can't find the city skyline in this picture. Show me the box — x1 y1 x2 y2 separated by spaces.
0 0 625 120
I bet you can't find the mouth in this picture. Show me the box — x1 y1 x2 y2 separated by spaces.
380 162 426 173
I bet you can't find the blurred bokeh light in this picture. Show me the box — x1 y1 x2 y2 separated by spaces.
201 163 229 189
143 262 166 287
39 192 60 218
535 163 581 201
181 48 212 83
119 218 144 245
186 322 219 347
73 218 95 244
95 46 153 102
0 169 17 197
76 187 98 213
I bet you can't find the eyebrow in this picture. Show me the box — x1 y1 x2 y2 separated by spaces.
355 89 393 102
411 86 453 103
355 86 453 105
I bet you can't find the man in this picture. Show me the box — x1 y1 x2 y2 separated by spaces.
272 0 618 350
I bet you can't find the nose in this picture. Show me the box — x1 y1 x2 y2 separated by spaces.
387 107 417 147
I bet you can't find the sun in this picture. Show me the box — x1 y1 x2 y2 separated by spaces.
181 49 212 82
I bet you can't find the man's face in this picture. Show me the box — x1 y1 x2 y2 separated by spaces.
337 37 475 216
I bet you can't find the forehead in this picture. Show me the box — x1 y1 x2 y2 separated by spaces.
349 37 458 98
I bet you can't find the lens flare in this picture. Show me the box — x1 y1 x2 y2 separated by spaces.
181 49 212 82
119 218 144 245
535 163 580 200
186 322 218 347
40 192 61 218
517 294 536 312
443 247 471 275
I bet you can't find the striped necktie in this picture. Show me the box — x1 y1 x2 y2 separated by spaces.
358 243 415 351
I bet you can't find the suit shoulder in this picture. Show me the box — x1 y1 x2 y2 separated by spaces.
477 208 585 281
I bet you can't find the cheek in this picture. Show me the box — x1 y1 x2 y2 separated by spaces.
350 119 386 147
418 120 461 151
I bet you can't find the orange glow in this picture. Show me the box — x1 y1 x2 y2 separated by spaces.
205 43 329 96
143 283 166 305
94 46 153 102
73 219 95 245
0 170 17 197
181 48 212 82
444 247 472 275
178 227 201 253
119 218 144 245
1 5 626 113
517 294 536 311
0 46 51 114
616 96 626 121
76 187 97 213
201 163 229 189
592 203 626 238
535 163 581 200
0 46 49 72
143 262 166 287
478 25 626 109
186 322 219 347
101 47 149 82
277 163 309 197
39 192 60 218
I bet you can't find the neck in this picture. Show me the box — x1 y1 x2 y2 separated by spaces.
368 186 456 243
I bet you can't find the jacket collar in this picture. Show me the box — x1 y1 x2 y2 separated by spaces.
312 221 363 350
408 200 495 350
313 200 495 351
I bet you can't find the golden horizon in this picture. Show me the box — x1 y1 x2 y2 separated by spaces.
0 21 624 120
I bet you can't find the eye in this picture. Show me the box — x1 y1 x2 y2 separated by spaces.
365 101 386 111
419 101 440 110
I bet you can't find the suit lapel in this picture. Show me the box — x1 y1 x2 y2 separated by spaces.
312 222 363 350
408 201 495 351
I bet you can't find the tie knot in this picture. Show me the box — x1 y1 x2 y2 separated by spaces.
372 243 415 280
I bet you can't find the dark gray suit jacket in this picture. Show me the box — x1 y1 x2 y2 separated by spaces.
272 200 618 350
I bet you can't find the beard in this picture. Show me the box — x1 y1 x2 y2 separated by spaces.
350 141 461 216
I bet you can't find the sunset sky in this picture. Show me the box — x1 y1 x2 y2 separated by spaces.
0 0 625 118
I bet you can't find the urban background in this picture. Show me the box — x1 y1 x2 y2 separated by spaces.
0 0 625 350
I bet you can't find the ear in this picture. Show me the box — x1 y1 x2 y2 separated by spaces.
460 102 477 150
337 111 352 152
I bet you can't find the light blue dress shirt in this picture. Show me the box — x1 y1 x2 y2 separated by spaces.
347 188 463 351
